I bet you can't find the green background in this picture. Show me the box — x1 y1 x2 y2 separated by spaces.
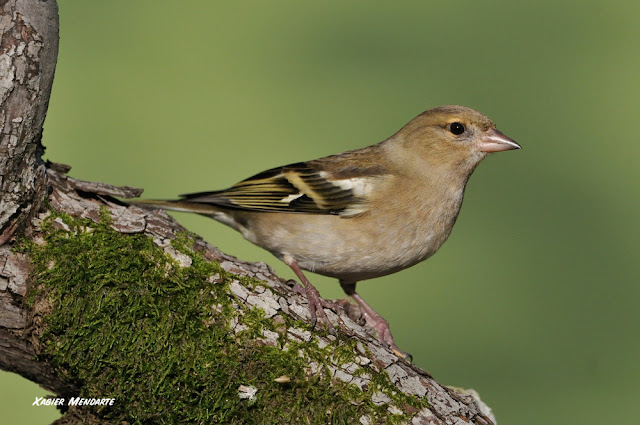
2 1 638 423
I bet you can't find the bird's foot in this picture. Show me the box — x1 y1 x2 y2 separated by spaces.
291 281 338 336
361 309 412 362
341 286 413 362
284 255 340 336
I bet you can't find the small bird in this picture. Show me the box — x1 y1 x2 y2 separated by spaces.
134 105 520 358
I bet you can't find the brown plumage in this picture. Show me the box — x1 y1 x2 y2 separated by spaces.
134 105 520 358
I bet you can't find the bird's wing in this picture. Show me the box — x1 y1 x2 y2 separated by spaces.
180 154 388 217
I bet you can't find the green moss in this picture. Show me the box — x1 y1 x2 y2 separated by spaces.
20 208 427 424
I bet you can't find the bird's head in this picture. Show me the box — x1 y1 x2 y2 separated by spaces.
389 105 520 176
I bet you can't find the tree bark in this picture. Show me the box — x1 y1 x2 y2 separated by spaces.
0 0 58 243
0 2 496 424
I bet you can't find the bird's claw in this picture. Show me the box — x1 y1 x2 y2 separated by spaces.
291 282 338 336
363 311 412 362
393 348 413 363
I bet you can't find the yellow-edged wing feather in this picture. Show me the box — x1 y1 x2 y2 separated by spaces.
181 151 387 217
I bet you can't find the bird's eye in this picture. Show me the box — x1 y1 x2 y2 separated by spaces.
449 122 465 135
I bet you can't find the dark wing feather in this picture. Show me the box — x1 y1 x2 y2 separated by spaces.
181 143 389 215
180 162 363 215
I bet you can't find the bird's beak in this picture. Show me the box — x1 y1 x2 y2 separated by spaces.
477 129 521 153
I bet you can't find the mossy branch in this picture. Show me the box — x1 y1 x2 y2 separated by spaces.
0 2 495 424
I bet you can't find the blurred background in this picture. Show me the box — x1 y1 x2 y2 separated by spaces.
2 0 639 423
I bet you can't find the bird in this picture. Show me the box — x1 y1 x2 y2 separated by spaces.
133 105 520 358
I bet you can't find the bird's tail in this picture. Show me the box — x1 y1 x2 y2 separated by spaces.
130 199 223 215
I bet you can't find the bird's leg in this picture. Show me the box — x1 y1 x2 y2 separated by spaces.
340 281 411 361
284 254 337 335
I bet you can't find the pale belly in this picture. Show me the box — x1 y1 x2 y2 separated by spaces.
232 201 461 283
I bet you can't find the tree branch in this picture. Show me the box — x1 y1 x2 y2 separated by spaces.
0 2 496 424
0 0 58 242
